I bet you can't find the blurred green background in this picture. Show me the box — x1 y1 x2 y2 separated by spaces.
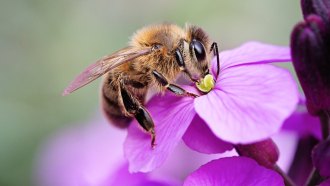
0 0 301 185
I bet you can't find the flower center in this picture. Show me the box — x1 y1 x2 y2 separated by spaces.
195 74 215 93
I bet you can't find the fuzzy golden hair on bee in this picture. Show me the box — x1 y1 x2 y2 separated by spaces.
185 24 211 49
63 23 220 149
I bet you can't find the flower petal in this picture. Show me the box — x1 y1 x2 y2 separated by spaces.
183 157 284 186
211 42 290 77
104 163 180 186
124 93 195 172
104 163 149 186
281 96 322 139
35 117 127 186
195 64 299 143
281 105 321 139
183 115 233 154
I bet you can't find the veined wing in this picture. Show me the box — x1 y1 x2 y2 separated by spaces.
62 47 152 95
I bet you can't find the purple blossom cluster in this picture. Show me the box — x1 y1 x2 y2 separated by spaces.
291 0 330 116
289 0 330 185
36 0 330 185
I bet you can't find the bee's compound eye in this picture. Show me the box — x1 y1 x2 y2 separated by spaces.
152 44 162 50
191 40 206 61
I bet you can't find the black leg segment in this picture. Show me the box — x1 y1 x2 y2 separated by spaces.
120 85 156 148
121 87 138 114
167 84 197 97
135 106 156 148
211 42 220 77
152 70 198 97
152 70 168 86
175 48 185 68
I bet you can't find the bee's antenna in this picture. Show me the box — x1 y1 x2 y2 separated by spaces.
210 42 220 77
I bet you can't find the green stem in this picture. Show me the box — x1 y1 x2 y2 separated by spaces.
305 168 323 186
274 164 295 186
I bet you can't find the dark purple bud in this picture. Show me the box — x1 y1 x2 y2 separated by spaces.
301 0 330 24
291 15 330 115
301 0 315 18
320 178 330 186
312 137 330 177
235 139 279 169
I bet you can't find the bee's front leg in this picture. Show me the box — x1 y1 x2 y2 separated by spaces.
120 84 156 148
210 42 220 77
152 70 198 98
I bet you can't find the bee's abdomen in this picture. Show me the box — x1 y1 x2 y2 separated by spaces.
101 76 132 128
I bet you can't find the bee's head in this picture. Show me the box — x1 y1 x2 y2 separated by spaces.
175 25 212 83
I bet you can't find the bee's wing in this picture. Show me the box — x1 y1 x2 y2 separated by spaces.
62 47 152 95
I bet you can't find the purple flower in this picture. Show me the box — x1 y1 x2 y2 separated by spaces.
34 115 289 186
291 0 330 115
184 157 284 186
282 97 322 139
34 116 220 186
280 97 322 185
125 41 299 172
34 128 292 185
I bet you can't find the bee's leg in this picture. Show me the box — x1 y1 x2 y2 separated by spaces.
120 85 156 148
210 42 220 77
135 106 156 148
152 70 198 97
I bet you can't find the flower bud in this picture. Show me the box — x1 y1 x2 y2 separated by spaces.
235 139 279 169
301 0 330 24
312 137 330 177
291 15 330 115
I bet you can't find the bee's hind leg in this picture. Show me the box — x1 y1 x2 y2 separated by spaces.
135 106 156 148
120 85 156 148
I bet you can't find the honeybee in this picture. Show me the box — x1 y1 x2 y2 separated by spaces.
63 23 219 148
